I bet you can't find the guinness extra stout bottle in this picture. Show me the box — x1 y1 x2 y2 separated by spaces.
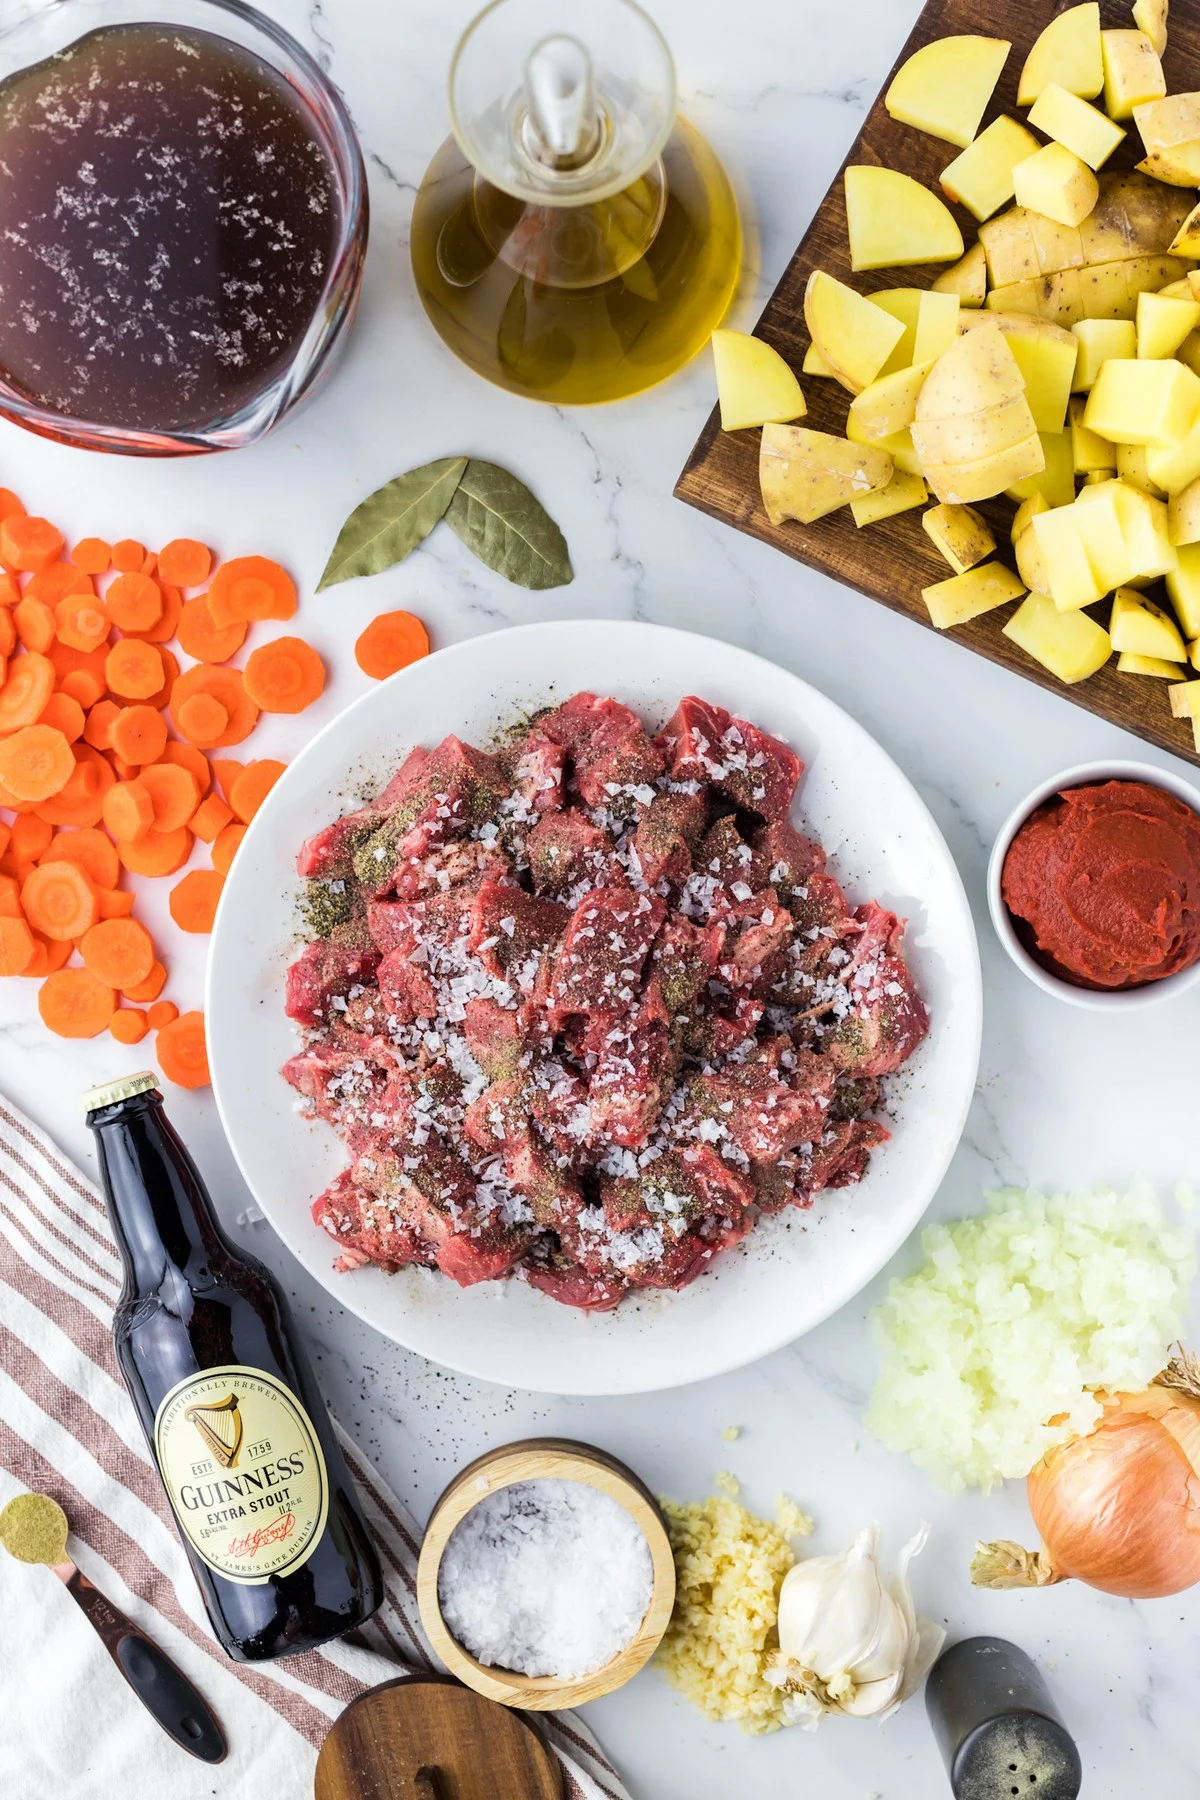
84 1072 382 1661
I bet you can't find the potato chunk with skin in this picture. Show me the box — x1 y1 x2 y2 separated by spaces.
846 363 931 443
1136 291 1200 358
1012 493 1053 594
1071 318 1137 388
867 289 924 374
922 502 997 573
1117 651 1183 675
845 412 924 475
1029 85 1125 169
1101 29 1166 120
1133 91 1200 183
940 117 1042 223
802 343 835 377
1113 480 1177 578
803 270 905 394
1143 428 1200 493
1169 203 1200 257
1168 476 1200 545
921 438 1046 505
1167 542 1200 635
850 468 928 527
1084 357 1200 445
1018 4 1103 106
711 331 805 431
1008 431 1076 506
1003 592 1112 681
1131 0 1168 60
922 561 1026 628
885 35 1011 148
913 324 1043 502
1013 142 1099 230
1169 677 1200 718
843 167 964 272
932 243 989 306
1069 394 1115 471
1109 587 1187 657
1032 505 1107 609
759 424 891 525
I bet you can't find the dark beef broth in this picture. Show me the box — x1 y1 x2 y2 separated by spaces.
0 24 339 432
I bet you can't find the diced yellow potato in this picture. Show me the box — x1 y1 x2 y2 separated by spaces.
1166 540 1200 635
850 467 928 526
1109 586 1187 656
845 411 924 476
1169 677 1200 717
932 243 989 306
1071 317 1137 388
980 175 1187 287
1133 92 1200 182
711 331 806 431
803 270 905 394
1169 475 1200 544
803 343 835 377
759 424 892 525
1113 479 1178 578
922 561 1026 628
1131 0 1168 60
868 288 925 375
1032 504 1107 608
1006 325 1079 433
1003 592 1113 680
1168 202 1200 257
1137 144 1200 185
1013 494 1053 594
885 35 1011 148
1156 279 1194 298
988 257 1187 328
846 363 932 442
916 397 1042 468
1084 357 1200 444
1006 431 1076 506
1029 84 1126 168
913 327 1042 502
922 501 997 573
1136 290 1200 357
1101 29 1166 119
1018 4 1103 106
1076 485 1134 589
1013 143 1100 230
1178 332 1200 377
1116 442 1166 494
1069 394 1115 471
1013 493 1051 538
914 293 960 364
917 318 1027 417
843 167 964 272
1144 428 1200 492
1117 651 1181 674
940 117 1042 223
922 439 1046 505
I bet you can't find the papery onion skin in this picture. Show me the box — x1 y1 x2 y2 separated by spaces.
1028 1395 1200 1599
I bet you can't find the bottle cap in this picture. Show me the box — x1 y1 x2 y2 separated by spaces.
80 1071 159 1113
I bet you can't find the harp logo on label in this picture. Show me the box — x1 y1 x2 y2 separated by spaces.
154 1366 330 1584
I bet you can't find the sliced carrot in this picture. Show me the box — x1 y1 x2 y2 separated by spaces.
0 489 25 525
124 959 166 1003
176 593 247 664
97 888 135 919
1 516 64 573
83 698 121 750
22 860 98 940
0 726 75 802
0 874 21 917
157 1009 209 1088
106 571 162 633
0 573 20 607
0 915 34 975
109 1008 148 1045
79 917 154 990
71 537 111 576
14 597 56 654
190 793 233 842
108 704 167 766
37 692 85 744
102 780 155 843
141 553 157 577
169 869 224 934
176 692 229 745
0 653 55 732
106 639 164 701
229 758 286 823
117 826 192 878
210 758 244 800
58 669 104 710
242 638 325 714
211 822 245 876
0 823 8 860
41 828 120 891
11 815 52 862
0 609 14 658
38 967 115 1038
28 563 94 605
144 647 180 712
50 642 109 706
159 741 210 793
355 610 430 680
138 763 200 831
21 940 48 977
55 594 110 653
111 538 145 573
170 664 258 746
127 582 182 646
207 555 296 626
38 745 114 829
146 999 178 1030
157 539 212 588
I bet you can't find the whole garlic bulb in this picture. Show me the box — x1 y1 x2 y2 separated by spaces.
764 1524 945 1729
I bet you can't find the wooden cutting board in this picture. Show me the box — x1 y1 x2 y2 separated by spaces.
675 0 1200 769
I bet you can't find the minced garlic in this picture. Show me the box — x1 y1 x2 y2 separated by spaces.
656 1494 796 1733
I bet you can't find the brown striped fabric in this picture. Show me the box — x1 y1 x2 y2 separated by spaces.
0 1095 631 1799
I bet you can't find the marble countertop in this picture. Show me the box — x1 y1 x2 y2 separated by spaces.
2 0 1198 1794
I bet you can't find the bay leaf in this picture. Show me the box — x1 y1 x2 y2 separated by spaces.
317 456 468 591
445 459 573 590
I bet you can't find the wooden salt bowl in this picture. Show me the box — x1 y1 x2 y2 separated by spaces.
416 1438 676 1710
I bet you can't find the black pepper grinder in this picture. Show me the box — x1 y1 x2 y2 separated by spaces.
925 1637 1082 1800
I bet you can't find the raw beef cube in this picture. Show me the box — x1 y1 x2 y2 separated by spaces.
376 744 433 810
657 696 801 823
678 1142 758 1218
463 1078 527 1154
366 887 474 959
539 692 665 807
281 1040 391 1133
297 747 431 878
353 736 508 894
796 1117 890 1196
633 788 708 886
356 1134 527 1285
526 809 612 895
751 1155 807 1215
468 882 568 988
522 1255 628 1311
376 948 439 1023
502 729 566 815
693 816 769 900
526 1062 592 1160
753 820 826 902
391 837 511 902
549 886 667 1016
684 991 765 1062
820 903 930 1077
587 993 677 1150
463 997 527 1081
649 915 725 1017
685 1051 836 1164
311 1171 430 1273
501 1130 584 1229
787 868 852 935
718 889 794 986
284 939 381 1026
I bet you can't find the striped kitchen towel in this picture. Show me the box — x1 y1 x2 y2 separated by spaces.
0 1095 632 1800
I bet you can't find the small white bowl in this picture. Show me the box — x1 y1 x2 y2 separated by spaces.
987 758 1200 1012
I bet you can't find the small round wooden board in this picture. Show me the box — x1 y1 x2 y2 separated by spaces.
313 1675 563 1800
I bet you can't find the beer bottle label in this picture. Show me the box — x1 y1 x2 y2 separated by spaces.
154 1366 330 1585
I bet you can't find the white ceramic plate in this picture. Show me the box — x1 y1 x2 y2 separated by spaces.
208 622 981 1395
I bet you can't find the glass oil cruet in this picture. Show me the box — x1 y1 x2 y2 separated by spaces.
410 0 741 404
